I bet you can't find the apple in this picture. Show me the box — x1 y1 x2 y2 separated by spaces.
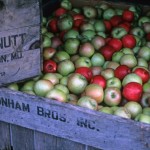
137 57 149 68
122 82 143 102
77 96 98 110
91 53 105 67
101 68 114 80
33 79 54 97
51 36 62 49
84 83 104 104
138 46 150 61
132 67 150 83
107 38 122 51
42 73 59 85
82 6 97 19
79 42 95 57
104 20 112 32
122 73 143 86
122 9 134 22
140 93 150 107
75 67 93 82
112 51 124 63
99 107 113 114
143 22 150 33
90 75 106 89
111 27 127 39
7 83 19 91
104 87 121 106
143 107 150 116
124 101 142 119
80 22 95 31
43 47 56 60
81 30 96 42
114 65 131 80
100 45 116 60
64 38 80 55
121 48 134 55
130 27 145 39
103 8 116 20
21 80 35 92
54 51 70 63
110 15 122 27
67 93 78 105
104 61 120 70
114 107 131 119
91 36 106 50
106 77 121 89
60 76 68 86
94 20 106 32
143 82 150 93
121 34 136 48
135 114 150 124
55 84 69 95
42 35 51 48
67 73 88 94
75 56 92 68
57 14 73 31
120 54 137 68
91 66 103 76
46 88 67 102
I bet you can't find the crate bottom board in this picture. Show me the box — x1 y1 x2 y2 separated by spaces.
0 121 101 150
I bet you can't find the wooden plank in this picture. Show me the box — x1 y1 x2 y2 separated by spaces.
10 124 34 150
34 131 86 150
0 88 149 150
0 0 41 86
0 0 40 30
0 121 11 150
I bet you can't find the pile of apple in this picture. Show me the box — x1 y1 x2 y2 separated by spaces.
8 0 150 123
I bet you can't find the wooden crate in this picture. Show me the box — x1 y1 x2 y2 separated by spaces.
0 0 42 86
0 88 150 150
0 0 150 150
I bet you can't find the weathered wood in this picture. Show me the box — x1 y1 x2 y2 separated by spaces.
0 121 11 150
0 88 149 150
10 124 34 150
0 0 41 86
34 131 86 150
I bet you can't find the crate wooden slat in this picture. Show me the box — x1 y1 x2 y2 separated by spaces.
0 88 149 150
0 0 41 86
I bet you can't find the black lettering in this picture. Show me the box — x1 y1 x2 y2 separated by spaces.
77 118 88 128
22 103 30 112
0 38 3 49
19 33 26 44
8 99 14 108
77 118 95 130
59 115 67 122
11 52 23 60
4 36 11 48
44 110 51 118
0 97 8 107
11 35 18 46
52 111 58 120
37 106 44 116
0 55 7 63
15 102 22 110
88 121 95 130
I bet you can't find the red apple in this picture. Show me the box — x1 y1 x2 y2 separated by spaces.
122 82 143 102
75 67 93 82
107 38 122 51
100 45 116 60
110 15 123 27
122 10 134 22
118 22 131 32
104 20 112 32
133 67 150 83
122 34 136 48
90 75 106 89
114 65 131 80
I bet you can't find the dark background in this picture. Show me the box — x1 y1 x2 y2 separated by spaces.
42 0 150 17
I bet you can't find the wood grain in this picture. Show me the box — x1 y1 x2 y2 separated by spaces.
0 88 149 150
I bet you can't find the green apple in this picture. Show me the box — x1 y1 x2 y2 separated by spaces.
106 77 121 89
91 53 105 66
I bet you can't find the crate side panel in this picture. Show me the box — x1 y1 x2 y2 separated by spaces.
0 0 41 31
34 131 86 150
0 25 41 86
11 124 34 150
0 88 149 150
0 121 11 150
